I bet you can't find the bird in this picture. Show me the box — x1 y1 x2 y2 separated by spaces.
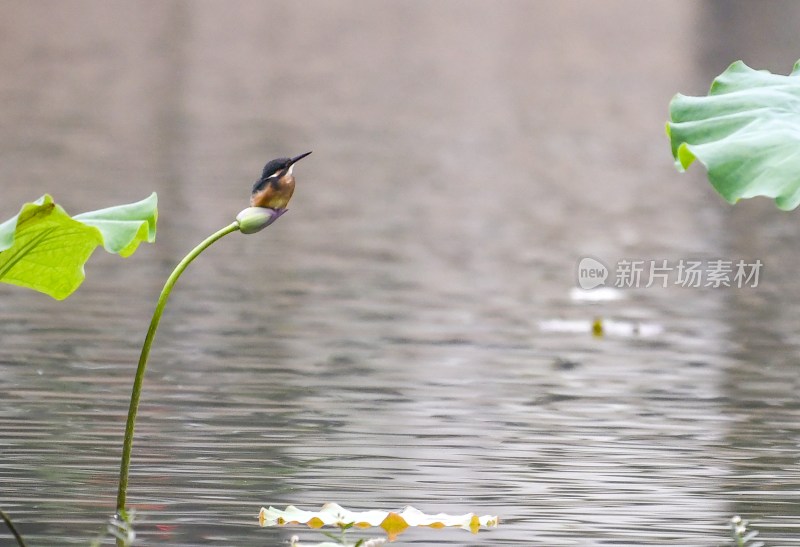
250 151 312 209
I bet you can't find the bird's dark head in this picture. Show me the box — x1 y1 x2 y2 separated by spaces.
259 151 313 181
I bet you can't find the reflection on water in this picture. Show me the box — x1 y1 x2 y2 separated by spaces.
2 1 800 545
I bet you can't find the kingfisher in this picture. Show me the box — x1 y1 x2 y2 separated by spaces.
250 151 312 209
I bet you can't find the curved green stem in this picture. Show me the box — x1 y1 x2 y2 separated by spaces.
116 222 240 514
0 509 27 547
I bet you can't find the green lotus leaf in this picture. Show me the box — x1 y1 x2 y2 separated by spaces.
667 59 800 210
74 192 158 257
0 193 157 300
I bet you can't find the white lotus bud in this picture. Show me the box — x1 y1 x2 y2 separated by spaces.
236 207 286 234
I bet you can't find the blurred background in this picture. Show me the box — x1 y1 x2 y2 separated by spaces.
2 1 800 545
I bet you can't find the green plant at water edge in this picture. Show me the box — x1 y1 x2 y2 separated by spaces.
89 510 136 547
291 531 386 547
728 515 764 547
318 522 381 546
667 59 800 210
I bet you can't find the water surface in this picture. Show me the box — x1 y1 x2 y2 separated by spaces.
2 1 800 545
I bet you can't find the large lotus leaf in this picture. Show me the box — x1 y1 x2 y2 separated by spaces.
259 503 499 541
0 193 157 300
667 60 800 210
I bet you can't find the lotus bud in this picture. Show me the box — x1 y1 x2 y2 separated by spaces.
236 207 286 234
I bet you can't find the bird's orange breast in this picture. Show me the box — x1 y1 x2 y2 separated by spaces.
250 175 295 209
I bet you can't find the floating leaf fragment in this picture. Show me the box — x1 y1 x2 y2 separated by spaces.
0 193 157 299
379 512 408 541
259 503 498 541
569 286 624 302
539 318 663 338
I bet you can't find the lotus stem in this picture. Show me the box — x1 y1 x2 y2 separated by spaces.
0 509 27 547
116 221 240 515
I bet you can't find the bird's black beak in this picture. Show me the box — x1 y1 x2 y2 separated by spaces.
289 151 313 166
